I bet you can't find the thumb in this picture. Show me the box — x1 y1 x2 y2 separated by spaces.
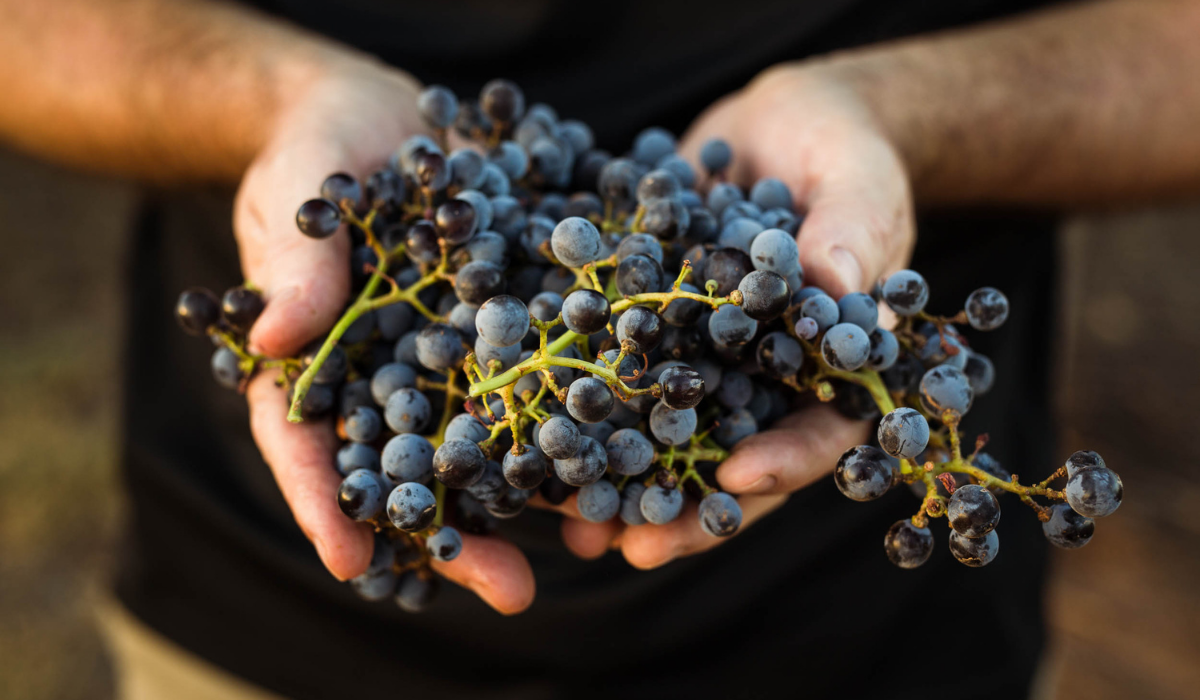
795 147 915 297
237 142 354 358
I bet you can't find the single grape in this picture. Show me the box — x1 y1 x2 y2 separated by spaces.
415 323 466 372
919 331 968 370
620 482 649 525
474 295 530 349
538 415 582 460
1065 450 1105 478
418 85 459 129
700 138 733 173
491 195 528 239
965 287 1010 331
414 151 451 191
1065 466 1123 517
175 288 220 335
708 304 758 346
454 260 505 307
713 408 757 448
749 177 792 211
616 305 664 354
636 168 681 203
882 270 929 315
800 294 840 332
793 316 819 341
605 428 655 475
426 526 463 562
480 79 525 123
882 353 924 395
465 461 506 505
949 529 1000 567
649 402 697 446
749 228 801 276
384 388 432 434
658 365 705 409
835 292 878 333
370 362 417 406
656 153 696 188
598 157 640 204
395 571 439 613
339 379 374 418
640 485 684 525
220 286 264 333
562 289 611 335
738 270 790 321
337 442 380 476
443 413 490 444
448 149 487 191
488 141 530 180
433 439 487 489
704 247 753 296
350 567 397 602
867 328 900 371
560 120 594 153
376 302 415 342
486 485 532 519
210 347 242 389
436 199 479 245
456 190 493 231
834 445 894 501
632 126 676 166
948 484 1002 537
381 433 434 484
386 481 437 531
641 197 691 241
291 383 334 419
503 444 548 489
699 492 743 537
553 436 608 487
577 480 620 522
1042 503 1096 549
337 470 388 522
344 406 382 444
884 519 934 569
615 253 666 296
566 377 615 424
755 332 803 379
919 366 974 418
877 408 930 460
963 352 996 395
404 220 441 264
295 198 341 239
550 217 601 267
821 323 871 371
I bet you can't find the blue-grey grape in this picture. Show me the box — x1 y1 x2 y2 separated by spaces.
949 529 999 567
387 482 437 531
877 408 930 460
382 433 434 484
577 480 620 522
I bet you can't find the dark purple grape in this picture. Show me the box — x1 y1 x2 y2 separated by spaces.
704 248 753 296
658 365 704 409
562 289 611 335
834 445 893 501
884 519 934 569
502 444 547 489
755 332 803 379
220 286 265 333
433 439 487 489
1043 503 1095 549
418 85 459 129
949 529 999 567
947 484 1001 537
321 173 363 210
738 270 790 321
405 220 441 265
616 305 663 354
454 261 505 306
435 199 478 245
175 288 220 335
480 79 525 123
566 377 615 424
615 254 665 297
414 151 451 191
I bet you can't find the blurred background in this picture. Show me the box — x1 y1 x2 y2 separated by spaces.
0 146 1196 700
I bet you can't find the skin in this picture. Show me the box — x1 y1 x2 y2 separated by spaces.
2 0 1200 609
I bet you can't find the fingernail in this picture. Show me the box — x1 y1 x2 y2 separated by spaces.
829 246 864 292
738 475 777 495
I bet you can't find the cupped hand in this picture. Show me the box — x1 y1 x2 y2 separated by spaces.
234 59 533 613
553 62 915 566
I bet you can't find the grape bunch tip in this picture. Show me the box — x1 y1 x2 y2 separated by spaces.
175 78 1123 612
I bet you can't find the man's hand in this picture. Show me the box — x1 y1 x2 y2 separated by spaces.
235 60 534 614
549 63 916 565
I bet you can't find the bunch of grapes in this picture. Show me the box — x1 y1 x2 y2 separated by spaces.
175 79 1123 611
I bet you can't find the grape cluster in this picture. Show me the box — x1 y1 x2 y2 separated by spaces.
177 79 1122 611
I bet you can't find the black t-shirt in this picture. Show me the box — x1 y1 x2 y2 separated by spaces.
117 2 1061 698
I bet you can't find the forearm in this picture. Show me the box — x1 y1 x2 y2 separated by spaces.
0 0 371 181
822 0 1200 206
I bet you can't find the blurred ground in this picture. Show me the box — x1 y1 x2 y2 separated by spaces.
0 148 1196 699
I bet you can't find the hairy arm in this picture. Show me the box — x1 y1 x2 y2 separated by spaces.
823 0 1200 206
0 0 362 181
